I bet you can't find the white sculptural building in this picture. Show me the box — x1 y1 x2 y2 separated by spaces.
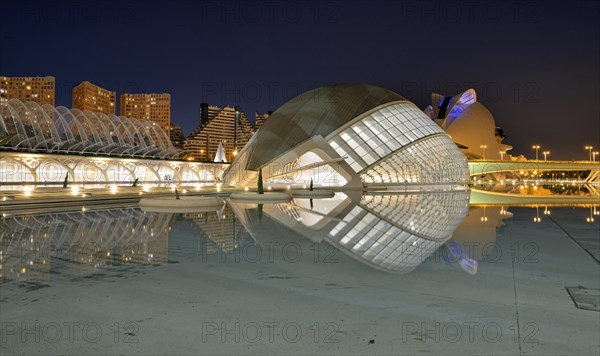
425 88 513 160
0 99 225 186
224 83 469 188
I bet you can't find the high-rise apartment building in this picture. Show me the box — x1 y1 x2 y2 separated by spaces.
0 76 55 106
72 81 116 115
120 93 171 133
169 124 185 149
254 111 271 131
184 103 254 162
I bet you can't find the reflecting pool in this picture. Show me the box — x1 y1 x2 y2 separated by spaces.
1 192 599 355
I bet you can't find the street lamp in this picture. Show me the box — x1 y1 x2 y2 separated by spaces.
480 145 487 160
543 205 551 215
586 207 595 223
532 145 540 161
585 146 593 162
593 151 599 163
543 151 550 161
533 206 541 222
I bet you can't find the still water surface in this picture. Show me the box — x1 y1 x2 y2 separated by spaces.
1 192 598 355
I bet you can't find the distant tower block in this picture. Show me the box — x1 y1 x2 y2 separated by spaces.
185 104 255 162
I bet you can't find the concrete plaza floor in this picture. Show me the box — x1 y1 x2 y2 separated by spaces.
0 206 598 355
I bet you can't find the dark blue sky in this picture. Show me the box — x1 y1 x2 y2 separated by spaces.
2 0 598 160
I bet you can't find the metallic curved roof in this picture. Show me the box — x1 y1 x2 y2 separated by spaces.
243 83 406 170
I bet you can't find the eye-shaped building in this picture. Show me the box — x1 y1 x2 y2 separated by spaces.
223 83 469 188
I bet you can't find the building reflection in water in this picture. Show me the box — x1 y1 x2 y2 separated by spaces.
184 203 248 254
0 208 172 282
229 190 470 274
2 198 597 282
229 193 599 275
445 205 513 275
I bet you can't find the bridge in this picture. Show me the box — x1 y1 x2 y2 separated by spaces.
468 160 600 180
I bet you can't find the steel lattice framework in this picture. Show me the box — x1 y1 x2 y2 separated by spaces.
0 99 181 159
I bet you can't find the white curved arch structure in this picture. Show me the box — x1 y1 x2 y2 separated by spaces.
0 150 227 187
1 99 180 159
1 99 228 187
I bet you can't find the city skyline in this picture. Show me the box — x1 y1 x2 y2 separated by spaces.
2 0 599 160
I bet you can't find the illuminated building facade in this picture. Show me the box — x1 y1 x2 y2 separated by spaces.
0 76 55 106
224 83 469 188
254 111 271 131
184 103 255 162
72 81 116 115
169 123 185 149
425 88 513 160
120 93 171 134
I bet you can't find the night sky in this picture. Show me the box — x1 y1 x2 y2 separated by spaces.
2 0 598 160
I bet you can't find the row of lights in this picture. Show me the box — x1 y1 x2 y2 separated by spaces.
481 206 598 224
483 144 598 162
531 145 551 161
584 146 598 162
533 145 598 162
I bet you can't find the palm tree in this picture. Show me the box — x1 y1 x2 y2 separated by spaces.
257 168 264 194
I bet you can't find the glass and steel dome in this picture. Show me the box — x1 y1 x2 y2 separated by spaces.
224 83 469 188
243 83 406 170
